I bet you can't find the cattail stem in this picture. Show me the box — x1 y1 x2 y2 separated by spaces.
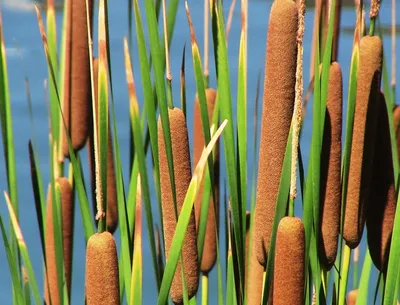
203 0 209 79
392 0 396 91
201 274 208 305
353 246 359 288
290 0 305 200
369 20 375 36
162 0 174 109
288 197 294 217
338 245 351 305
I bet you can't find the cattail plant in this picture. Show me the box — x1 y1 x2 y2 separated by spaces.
193 88 219 273
344 35 382 248
85 231 120 304
254 0 298 265
346 289 358 305
245 212 264 305
393 105 400 163
319 62 342 270
87 58 118 233
158 107 199 303
366 92 397 272
61 0 93 158
273 216 305 305
44 177 73 305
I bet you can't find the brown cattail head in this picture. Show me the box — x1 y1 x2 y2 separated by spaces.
193 88 219 273
366 92 397 272
319 62 342 270
344 35 383 248
370 0 381 18
254 0 298 265
61 0 93 158
158 107 199 303
346 289 358 305
88 58 118 233
393 105 400 163
85 232 120 305
245 212 265 305
44 177 74 305
273 217 305 305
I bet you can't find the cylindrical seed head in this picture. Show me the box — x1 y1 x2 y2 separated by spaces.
273 217 305 305
87 58 118 233
254 0 298 265
193 88 219 273
158 108 199 303
393 105 400 163
62 0 93 158
346 289 358 305
245 212 265 305
85 232 120 305
319 62 342 270
44 177 74 305
344 35 383 248
366 92 397 272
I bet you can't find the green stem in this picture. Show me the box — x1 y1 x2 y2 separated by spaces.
369 18 376 36
167 79 174 109
338 245 351 305
288 197 294 217
353 258 358 289
202 274 209 305
204 74 209 89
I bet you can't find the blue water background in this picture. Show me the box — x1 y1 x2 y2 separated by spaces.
0 0 399 303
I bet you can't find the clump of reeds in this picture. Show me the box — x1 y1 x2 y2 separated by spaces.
44 177 73 305
346 289 358 305
254 0 298 265
344 35 383 248
87 58 118 233
273 216 305 305
366 92 397 272
85 231 120 305
193 87 219 273
158 107 199 303
319 61 342 270
61 0 93 158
